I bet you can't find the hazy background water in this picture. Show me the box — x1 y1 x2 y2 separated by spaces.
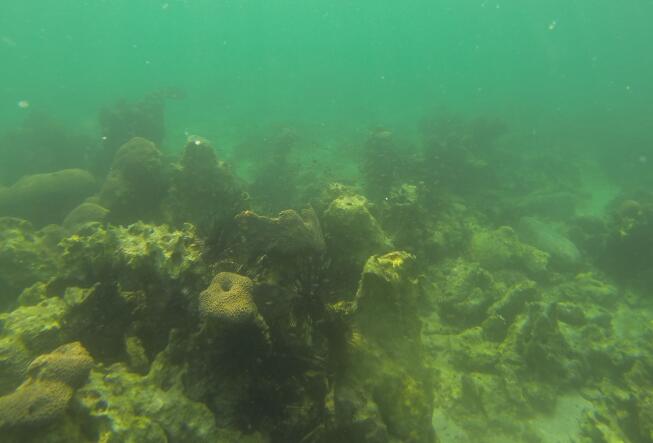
1 0 652 154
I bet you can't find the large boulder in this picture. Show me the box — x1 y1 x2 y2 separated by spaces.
517 217 582 271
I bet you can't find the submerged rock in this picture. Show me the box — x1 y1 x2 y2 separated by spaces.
517 217 582 270
470 225 549 276
76 364 256 443
0 169 96 227
0 296 68 355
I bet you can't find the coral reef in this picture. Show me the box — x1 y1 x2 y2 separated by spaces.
75 362 256 443
0 106 650 443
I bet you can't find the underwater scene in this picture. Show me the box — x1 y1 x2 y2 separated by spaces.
1 1 653 442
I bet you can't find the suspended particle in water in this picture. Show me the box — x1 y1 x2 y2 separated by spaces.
17 100 29 109
548 20 558 31
638 155 647 164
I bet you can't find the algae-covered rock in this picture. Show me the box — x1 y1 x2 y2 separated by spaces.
434 259 501 328
59 222 206 363
323 194 392 268
0 169 97 226
503 302 577 384
99 137 167 224
60 221 205 290
482 280 539 342
62 202 109 231
76 364 256 443
0 218 59 309
471 225 549 276
61 284 135 364
0 296 68 354
517 217 582 270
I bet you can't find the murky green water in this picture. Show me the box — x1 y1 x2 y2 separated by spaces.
1 2 652 442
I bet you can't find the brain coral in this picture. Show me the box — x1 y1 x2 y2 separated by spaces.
0 380 73 430
27 341 94 388
199 272 258 324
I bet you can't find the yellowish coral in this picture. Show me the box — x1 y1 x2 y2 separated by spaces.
199 272 257 323
0 380 73 430
27 341 93 388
